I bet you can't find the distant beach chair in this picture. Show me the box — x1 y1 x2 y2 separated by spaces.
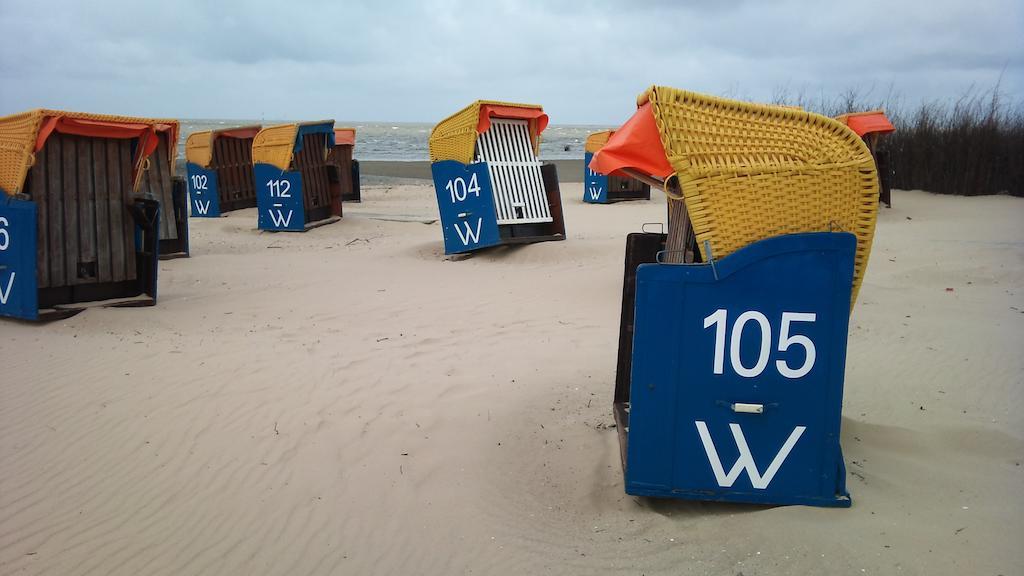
835 111 896 207
327 128 361 203
592 87 880 507
185 125 261 218
583 130 650 204
0 109 178 320
252 121 342 232
428 101 566 254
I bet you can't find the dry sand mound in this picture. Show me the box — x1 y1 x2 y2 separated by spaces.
1 185 1021 575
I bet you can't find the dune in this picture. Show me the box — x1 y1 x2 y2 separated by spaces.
1 185 1021 575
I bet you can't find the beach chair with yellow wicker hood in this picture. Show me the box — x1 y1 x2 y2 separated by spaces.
592 86 881 507
583 130 650 204
185 125 261 218
0 109 180 321
428 100 566 255
252 120 342 232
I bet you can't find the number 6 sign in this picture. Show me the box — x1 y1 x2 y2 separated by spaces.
624 232 857 507
0 199 39 320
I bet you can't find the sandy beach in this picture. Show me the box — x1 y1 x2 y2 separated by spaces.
1 183 1021 575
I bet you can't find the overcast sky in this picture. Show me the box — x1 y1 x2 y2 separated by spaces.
1 0 1021 124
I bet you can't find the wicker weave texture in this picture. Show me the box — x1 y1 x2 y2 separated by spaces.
0 109 179 196
429 100 544 164
252 124 300 171
585 130 613 154
644 86 879 306
185 130 214 167
0 110 44 195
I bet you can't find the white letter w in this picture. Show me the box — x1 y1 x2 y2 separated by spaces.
695 421 805 489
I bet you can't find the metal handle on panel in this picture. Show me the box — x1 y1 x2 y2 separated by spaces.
731 403 764 414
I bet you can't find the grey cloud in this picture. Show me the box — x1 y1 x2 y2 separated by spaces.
0 0 1020 123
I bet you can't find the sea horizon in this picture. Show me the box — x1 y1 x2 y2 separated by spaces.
178 118 611 163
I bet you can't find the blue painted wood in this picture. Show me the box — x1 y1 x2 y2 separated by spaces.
627 232 856 507
0 196 39 320
186 163 221 218
584 152 609 203
430 160 501 254
254 163 305 232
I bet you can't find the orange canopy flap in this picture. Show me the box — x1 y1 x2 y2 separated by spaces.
35 115 177 165
334 128 356 146
218 126 262 140
589 103 673 179
837 111 895 137
477 104 549 135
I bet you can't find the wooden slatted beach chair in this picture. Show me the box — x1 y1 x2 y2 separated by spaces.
0 109 175 320
252 121 342 232
835 111 896 207
185 125 261 217
583 130 650 204
138 127 188 258
428 101 565 254
592 87 882 507
327 128 360 202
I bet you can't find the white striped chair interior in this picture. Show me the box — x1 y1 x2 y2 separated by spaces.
475 118 553 225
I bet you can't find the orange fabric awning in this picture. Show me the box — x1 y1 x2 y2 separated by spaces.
334 128 356 146
219 126 262 140
589 103 673 179
837 111 895 137
34 115 177 166
477 104 549 135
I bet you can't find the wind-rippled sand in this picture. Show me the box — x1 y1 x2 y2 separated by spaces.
1 186 1021 575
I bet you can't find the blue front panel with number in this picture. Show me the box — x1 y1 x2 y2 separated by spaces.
186 163 221 218
627 232 856 507
0 197 39 320
255 163 305 232
431 160 501 254
584 152 609 203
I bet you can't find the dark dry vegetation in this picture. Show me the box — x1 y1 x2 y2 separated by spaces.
769 85 1023 197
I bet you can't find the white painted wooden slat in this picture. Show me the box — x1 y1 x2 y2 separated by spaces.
476 118 552 225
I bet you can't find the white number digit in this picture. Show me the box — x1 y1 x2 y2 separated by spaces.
447 177 474 203
703 308 728 375
704 309 818 379
190 175 208 191
268 179 291 197
730 311 771 377
0 216 9 251
776 312 817 379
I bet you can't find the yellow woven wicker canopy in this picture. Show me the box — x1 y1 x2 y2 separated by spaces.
185 125 262 168
639 86 879 306
428 100 546 164
252 120 335 171
585 130 614 154
0 109 179 196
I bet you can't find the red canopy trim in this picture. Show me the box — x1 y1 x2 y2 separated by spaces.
477 104 549 136
34 115 178 184
334 128 356 146
589 103 673 179
218 126 262 140
836 111 895 137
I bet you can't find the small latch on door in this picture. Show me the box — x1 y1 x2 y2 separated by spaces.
731 403 764 414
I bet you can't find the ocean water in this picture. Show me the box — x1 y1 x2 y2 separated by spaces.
178 119 608 162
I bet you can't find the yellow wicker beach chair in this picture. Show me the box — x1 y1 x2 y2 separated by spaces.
595 86 879 305
428 100 565 255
